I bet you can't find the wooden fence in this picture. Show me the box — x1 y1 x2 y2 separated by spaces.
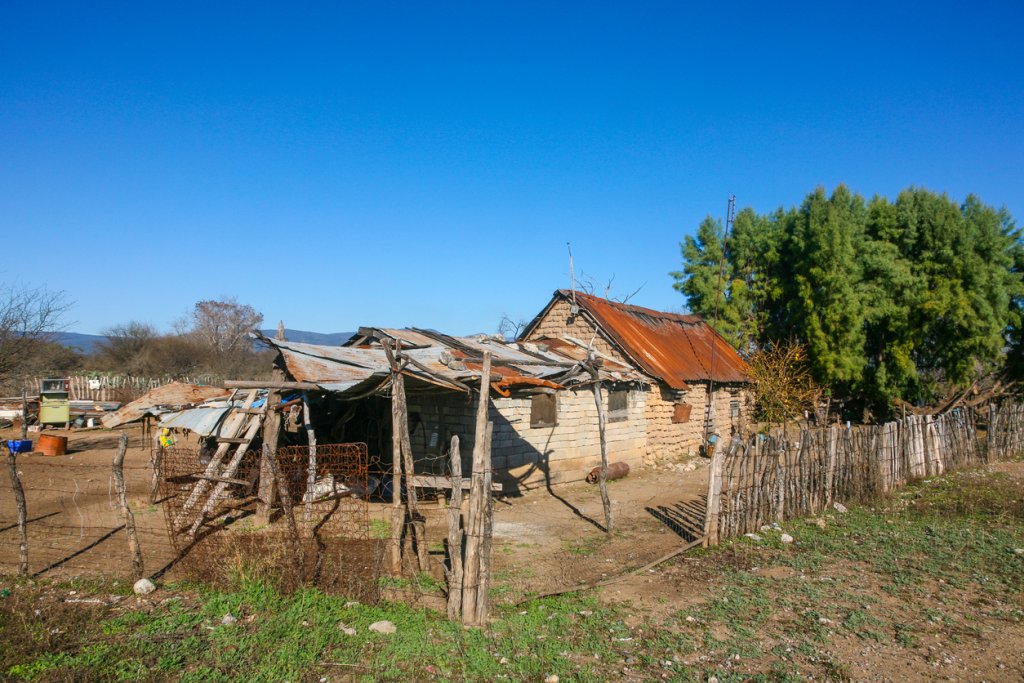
20 375 220 403
703 403 1020 544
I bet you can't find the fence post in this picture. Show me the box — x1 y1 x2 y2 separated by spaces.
463 351 493 625
5 445 28 576
112 433 144 579
149 433 163 505
703 440 725 546
446 435 464 621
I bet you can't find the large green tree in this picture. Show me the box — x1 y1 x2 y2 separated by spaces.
672 185 1023 416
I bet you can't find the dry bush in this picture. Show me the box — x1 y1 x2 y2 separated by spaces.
748 341 824 425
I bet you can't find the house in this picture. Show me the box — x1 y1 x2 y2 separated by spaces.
255 326 649 492
520 290 753 464
228 290 750 493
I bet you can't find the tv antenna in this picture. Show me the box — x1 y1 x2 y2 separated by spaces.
703 194 736 449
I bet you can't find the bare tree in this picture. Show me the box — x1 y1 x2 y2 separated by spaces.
575 271 644 304
497 313 528 341
0 285 72 383
95 321 159 372
187 298 263 353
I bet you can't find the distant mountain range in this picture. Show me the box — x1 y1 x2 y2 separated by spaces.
51 332 105 354
50 329 355 354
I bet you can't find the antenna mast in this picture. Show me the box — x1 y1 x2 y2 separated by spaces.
703 194 736 450
567 242 578 312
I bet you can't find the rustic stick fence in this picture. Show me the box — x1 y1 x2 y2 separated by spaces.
13 374 221 403
703 403 1022 545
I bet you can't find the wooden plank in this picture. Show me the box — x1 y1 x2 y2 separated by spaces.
223 380 318 390
410 475 499 492
172 389 253 529
192 475 251 486
187 411 266 536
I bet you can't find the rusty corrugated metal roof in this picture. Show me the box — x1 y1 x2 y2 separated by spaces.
528 290 750 390
255 327 647 398
101 382 231 428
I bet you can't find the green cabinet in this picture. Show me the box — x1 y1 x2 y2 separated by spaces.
39 378 70 425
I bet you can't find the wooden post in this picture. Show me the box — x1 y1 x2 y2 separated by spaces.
587 358 613 532
396 383 428 572
265 444 306 576
256 370 284 525
113 433 144 579
383 342 405 576
825 426 838 506
20 387 27 440
475 421 494 625
703 436 725 546
446 435 464 621
149 433 163 505
302 396 317 525
462 351 492 625
5 444 28 576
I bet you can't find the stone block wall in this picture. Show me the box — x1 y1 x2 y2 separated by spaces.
643 382 752 462
526 298 626 363
407 386 647 490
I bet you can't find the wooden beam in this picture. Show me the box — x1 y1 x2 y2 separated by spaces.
223 380 318 390
410 474 500 492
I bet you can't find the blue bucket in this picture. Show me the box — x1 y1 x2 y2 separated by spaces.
7 440 32 454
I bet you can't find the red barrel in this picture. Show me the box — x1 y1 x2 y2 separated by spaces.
38 434 68 456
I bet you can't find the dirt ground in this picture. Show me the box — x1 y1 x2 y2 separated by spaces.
0 425 177 579
5 428 1022 681
0 424 711 596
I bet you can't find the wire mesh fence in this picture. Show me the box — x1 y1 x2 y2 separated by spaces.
158 442 384 600
0 434 175 580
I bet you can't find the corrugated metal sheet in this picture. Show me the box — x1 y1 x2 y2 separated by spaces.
101 382 231 428
544 290 750 389
159 401 236 436
255 328 646 398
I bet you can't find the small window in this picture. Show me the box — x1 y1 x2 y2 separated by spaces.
730 398 741 419
530 393 557 428
607 390 629 423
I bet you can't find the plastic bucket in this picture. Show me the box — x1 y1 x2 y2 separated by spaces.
38 434 68 456
6 440 32 454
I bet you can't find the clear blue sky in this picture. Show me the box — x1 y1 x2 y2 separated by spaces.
2 1 1022 336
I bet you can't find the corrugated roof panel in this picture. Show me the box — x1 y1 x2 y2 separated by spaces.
551 290 750 389
255 328 646 395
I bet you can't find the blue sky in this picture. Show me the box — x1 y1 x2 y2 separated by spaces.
2 1 1022 336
